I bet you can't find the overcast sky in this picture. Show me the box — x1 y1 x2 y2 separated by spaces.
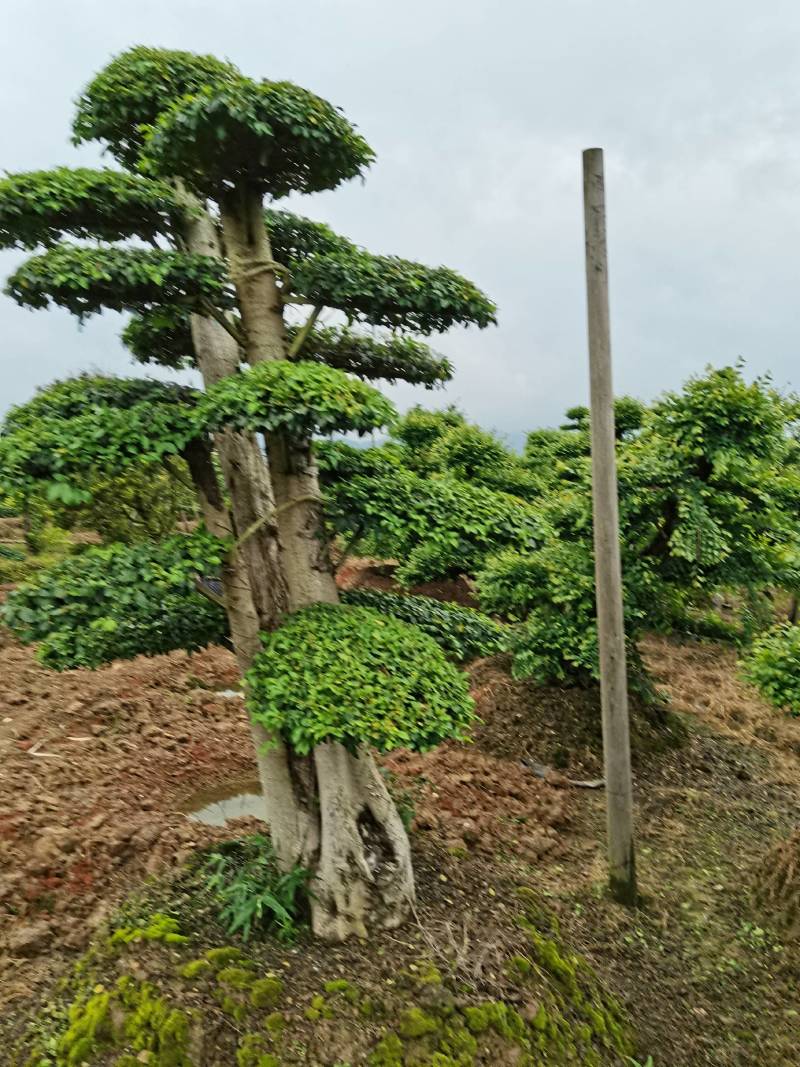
1 0 799 447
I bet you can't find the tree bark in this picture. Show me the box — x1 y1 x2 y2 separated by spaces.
219 187 339 607
219 185 415 937
178 197 320 869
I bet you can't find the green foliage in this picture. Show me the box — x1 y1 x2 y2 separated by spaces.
2 531 227 669
5 243 230 320
68 461 198 545
560 396 646 438
246 604 475 755
142 77 374 198
478 545 602 684
73 45 241 168
123 307 196 370
427 422 511 480
0 380 200 497
741 624 800 714
289 242 497 335
201 834 310 942
199 360 396 438
341 588 508 661
0 167 181 249
320 444 540 584
392 404 467 458
295 324 452 387
266 209 496 336
124 311 453 387
2 374 196 431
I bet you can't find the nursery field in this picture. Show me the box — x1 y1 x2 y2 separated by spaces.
1 571 799 1065
2 42 800 1067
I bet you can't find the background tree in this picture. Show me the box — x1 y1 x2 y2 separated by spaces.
0 46 495 939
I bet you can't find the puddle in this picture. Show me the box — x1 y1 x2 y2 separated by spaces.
181 777 265 826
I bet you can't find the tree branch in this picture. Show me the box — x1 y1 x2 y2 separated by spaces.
288 305 323 358
199 298 246 347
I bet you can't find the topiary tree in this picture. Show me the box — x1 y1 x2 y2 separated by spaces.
0 46 495 940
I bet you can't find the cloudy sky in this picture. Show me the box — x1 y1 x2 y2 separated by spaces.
1 0 799 447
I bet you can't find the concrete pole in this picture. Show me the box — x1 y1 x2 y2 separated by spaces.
582 147 637 905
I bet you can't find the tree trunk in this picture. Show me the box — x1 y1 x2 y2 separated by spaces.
219 187 338 606
219 185 415 938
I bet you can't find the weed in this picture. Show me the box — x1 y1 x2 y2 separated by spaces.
200 834 310 942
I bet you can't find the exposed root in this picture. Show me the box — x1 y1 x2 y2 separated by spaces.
311 742 415 941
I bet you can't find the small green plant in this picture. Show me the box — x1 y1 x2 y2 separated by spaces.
201 834 310 942
741 623 800 714
246 603 475 755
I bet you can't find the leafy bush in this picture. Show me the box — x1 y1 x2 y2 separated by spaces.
320 444 540 584
741 624 800 714
341 588 508 661
246 604 475 755
70 461 198 544
201 834 310 942
3 530 227 668
199 359 396 438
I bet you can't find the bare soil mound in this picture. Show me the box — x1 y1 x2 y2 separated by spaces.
468 655 685 776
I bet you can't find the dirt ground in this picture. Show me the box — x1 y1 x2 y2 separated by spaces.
1 617 799 1064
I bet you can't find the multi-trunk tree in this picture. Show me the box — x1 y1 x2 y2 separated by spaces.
0 46 495 939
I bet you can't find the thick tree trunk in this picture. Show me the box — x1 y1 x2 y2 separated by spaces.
177 198 322 869
219 185 415 938
219 187 338 606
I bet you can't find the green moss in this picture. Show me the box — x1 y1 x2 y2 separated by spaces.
462 1005 490 1034
179 958 211 980
368 1032 404 1067
55 977 194 1067
250 975 284 1009
111 912 188 947
264 1011 285 1034
217 966 256 990
205 946 245 968
398 1006 439 1039
324 978 359 1002
236 1032 280 1067
57 989 113 1065
507 954 533 979
304 993 334 1022
220 994 248 1022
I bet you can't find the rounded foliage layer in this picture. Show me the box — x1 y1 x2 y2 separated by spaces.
6 244 230 319
742 624 800 715
2 374 196 432
246 603 475 755
266 209 496 334
73 45 242 167
341 588 508 662
0 376 200 495
142 78 374 198
199 360 396 437
0 167 181 249
2 530 227 669
289 245 497 334
123 308 452 386
294 325 452 387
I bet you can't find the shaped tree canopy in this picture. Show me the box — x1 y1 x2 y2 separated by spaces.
199 360 396 438
72 45 242 168
6 244 230 319
143 78 374 199
0 376 200 496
